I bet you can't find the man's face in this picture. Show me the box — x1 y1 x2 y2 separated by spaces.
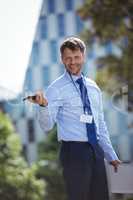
61 48 85 76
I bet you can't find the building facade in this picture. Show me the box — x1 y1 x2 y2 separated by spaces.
3 0 132 165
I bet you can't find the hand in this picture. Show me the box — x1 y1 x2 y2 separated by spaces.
109 159 122 173
27 90 48 106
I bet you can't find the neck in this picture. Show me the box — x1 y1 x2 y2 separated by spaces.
67 70 82 77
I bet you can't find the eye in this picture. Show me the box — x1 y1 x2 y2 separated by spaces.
75 56 80 59
65 57 71 62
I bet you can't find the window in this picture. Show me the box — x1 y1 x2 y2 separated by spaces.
48 0 55 13
58 14 65 37
40 16 47 39
65 0 73 10
76 15 83 33
50 40 58 63
42 65 50 87
32 42 39 65
27 119 35 142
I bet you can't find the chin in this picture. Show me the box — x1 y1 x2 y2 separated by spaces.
67 68 81 76
71 71 80 76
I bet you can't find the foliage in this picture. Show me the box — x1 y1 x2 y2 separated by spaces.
38 126 59 161
0 111 45 200
37 126 67 200
77 0 133 112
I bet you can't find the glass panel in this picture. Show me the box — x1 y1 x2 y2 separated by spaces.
76 15 83 33
42 65 50 87
48 0 55 13
28 119 35 142
40 16 47 39
50 40 58 63
57 14 65 37
65 0 73 10
30 42 39 66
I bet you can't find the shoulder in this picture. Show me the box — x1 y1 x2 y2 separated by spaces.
85 77 101 92
45 73 68 97
48 73 68 89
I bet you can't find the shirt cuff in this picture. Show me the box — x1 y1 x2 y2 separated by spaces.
105 151 119 162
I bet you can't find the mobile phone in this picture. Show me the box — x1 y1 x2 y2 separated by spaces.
23 95 36 101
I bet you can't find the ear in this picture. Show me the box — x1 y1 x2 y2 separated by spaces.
61 55 65 64
82 52 86 62
82 52 85 58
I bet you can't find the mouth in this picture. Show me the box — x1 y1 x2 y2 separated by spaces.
65 64 81 73
69 64 79 69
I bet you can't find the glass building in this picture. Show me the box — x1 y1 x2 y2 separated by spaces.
3 0 132 164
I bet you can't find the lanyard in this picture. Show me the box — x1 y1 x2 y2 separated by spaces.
68 72 88 114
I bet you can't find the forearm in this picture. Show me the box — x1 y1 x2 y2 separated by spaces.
98 117 118 161
98 91 118 161
37 105 55 132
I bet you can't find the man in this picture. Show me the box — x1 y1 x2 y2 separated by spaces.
28 37 121 200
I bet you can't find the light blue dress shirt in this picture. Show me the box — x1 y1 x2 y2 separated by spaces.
37 71 118 162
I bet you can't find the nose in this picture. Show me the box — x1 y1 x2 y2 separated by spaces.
71 58 75 65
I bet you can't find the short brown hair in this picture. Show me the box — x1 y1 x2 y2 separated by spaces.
60 37 86 55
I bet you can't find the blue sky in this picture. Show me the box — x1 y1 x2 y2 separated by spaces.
0 0 42 96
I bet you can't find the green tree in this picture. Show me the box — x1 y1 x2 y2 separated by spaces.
37 126 67 200
0 111 45 200
77 0 133 112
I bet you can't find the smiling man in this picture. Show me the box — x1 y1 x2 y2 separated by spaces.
28 37 121 200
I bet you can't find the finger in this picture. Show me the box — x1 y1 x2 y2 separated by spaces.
118 160 122 164
114 165 118 173
35 94 40 103
36 91 44 104
36 90 43 96
36 94 43 105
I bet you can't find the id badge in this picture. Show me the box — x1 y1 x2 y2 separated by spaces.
80 114 93 124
